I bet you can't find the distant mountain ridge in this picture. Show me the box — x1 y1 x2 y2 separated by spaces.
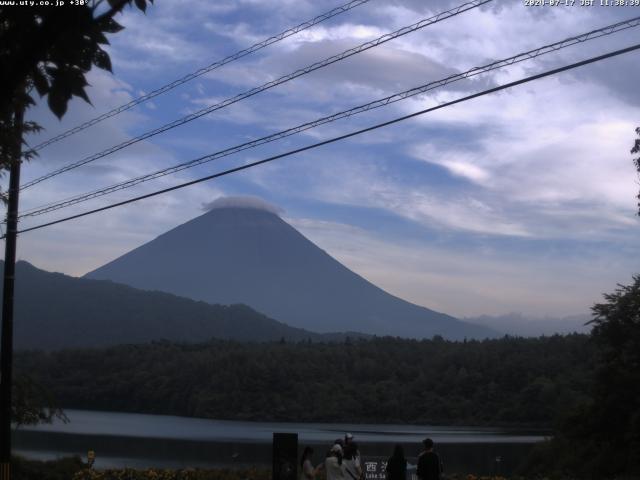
1 261 349 350
85 201 496 340
465 312 592 337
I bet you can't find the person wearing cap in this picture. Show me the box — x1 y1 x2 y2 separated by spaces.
343 433 362 480
325 444 346 480
416 438 443 480
344 435 361 469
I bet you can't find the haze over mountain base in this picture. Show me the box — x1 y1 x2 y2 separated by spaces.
466 313 592 337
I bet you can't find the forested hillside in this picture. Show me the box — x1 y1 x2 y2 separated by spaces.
17 335 593 427
1 261 342 349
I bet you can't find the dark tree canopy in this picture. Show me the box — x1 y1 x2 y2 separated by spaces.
0 0 154 421
0 0 153 198
12 374 66 427
632 127 640 215
587 275 640 475
0 0 153 118
16 334 595 428
524 276 640 478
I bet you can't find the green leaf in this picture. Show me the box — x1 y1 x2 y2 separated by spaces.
47 89 68 119
77 46 94 72
65 67 92 105
75 87 91 104
31 68 50 97
94 30 110 45
23 121 43 137
93 48 112 72
99 17 124 34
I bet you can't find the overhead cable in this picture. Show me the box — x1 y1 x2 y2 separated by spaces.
20 0 491 190
29 0 373 152
18 15 640 219
8 42 640 238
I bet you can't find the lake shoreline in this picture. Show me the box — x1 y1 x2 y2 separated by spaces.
46 406 555 430
20 409 552 441
13 409 545 475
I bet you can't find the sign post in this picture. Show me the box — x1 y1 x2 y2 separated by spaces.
272 433 298 480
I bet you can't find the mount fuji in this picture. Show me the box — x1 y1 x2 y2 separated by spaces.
85 198 495 340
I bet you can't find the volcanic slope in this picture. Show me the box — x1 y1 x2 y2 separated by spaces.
85 202 495 340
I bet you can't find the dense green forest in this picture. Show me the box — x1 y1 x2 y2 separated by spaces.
16 334 593 427
12 275 640 477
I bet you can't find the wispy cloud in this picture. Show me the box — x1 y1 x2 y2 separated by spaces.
11 0 640 319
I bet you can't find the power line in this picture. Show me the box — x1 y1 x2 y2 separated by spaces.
29 0 373 153
20 15 638 217
18 15 640 219
9 42 640 239
20 0 491 190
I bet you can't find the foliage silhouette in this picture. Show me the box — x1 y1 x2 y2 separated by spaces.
0 0 153 198
521 276 640 478
632 127 640 215
17 334 594 427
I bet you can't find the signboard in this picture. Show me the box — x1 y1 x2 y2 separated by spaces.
362 458 418 480
363 459 387 480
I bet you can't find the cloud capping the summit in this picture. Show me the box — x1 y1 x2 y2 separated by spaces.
202 196 285 215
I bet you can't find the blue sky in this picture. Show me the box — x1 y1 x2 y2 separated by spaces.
8 0 640 318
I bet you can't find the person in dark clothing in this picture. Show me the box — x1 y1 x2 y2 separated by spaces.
343 443 361 480
416 438 443 480
386 444 407 480
343 433 361 480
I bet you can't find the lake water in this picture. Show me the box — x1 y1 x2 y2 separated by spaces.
13 409 547 475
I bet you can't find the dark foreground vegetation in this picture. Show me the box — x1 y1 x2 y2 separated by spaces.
3 261 338 350
9 457 529 480
14 276 640 478
522 277 640 479
12 456 271 480
17 334 592 427
12 456 85 480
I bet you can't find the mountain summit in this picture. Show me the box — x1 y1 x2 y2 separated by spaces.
85 199 494 339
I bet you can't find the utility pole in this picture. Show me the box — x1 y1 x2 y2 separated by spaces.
0 102 24 480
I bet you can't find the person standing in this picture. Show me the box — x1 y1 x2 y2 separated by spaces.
386 444 407 480
301 447 320 480
325 444 346 480
344 433 362 479
416 438 443 480
343 443 362 480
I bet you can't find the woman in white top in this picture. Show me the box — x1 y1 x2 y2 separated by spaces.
301 447 321 480
325 444 346 480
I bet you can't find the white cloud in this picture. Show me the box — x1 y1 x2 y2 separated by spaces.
257 154 533 237
7 0 640 321
202 195 284 214
411 144 491 184
291 215 635 317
